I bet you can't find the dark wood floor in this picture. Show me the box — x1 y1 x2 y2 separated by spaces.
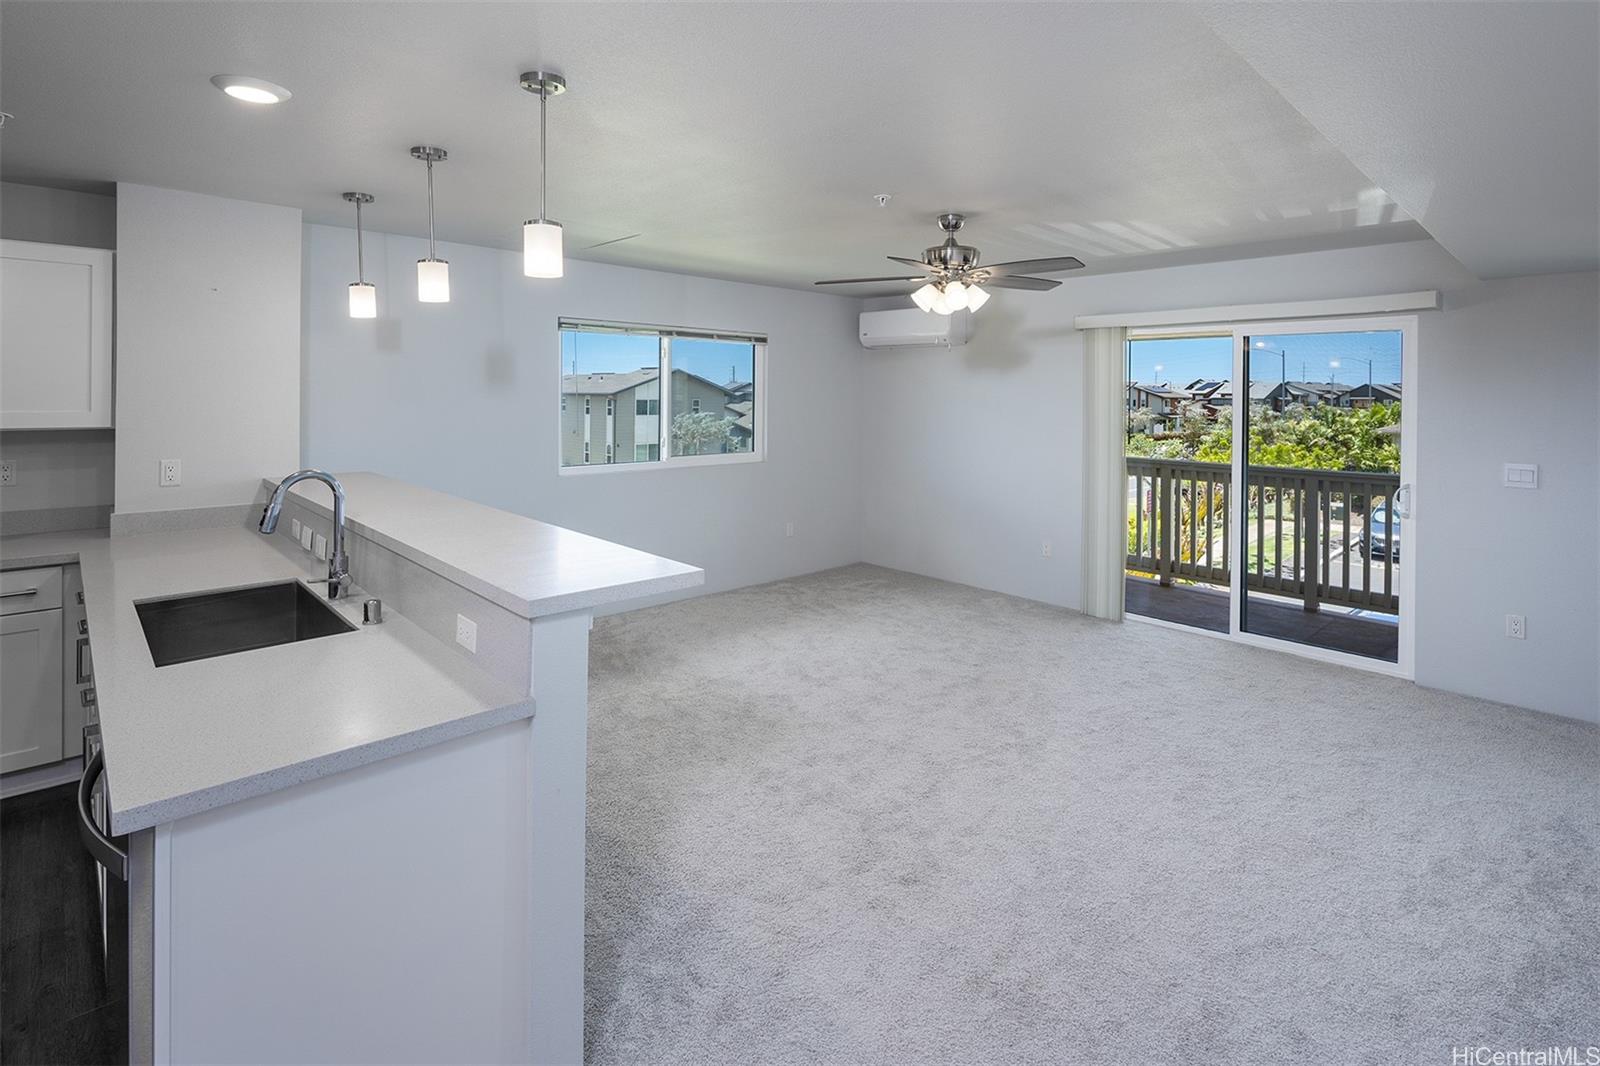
1 782 127 1066
1126 576 1400 662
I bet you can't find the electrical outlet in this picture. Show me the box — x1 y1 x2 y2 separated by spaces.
0 460 15 486
455 614 478 653
158 459 181 487
1041 540 1052 558
312 532 328 561
785 521 795 538
1505 614 1526 640
290 518 302 541
299 524 314 551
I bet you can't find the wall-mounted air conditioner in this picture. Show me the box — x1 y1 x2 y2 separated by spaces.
858 308 970 350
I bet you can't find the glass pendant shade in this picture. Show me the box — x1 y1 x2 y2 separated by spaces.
965 284 991 312
343 191 377 320
942 280 970 312
348 282 377 319
417 258 450 303
911 283 940 312
523 220 564 278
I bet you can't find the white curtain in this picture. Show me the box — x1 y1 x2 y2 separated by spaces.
1080 326 1128 621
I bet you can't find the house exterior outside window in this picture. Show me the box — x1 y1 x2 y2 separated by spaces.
558 320 765 471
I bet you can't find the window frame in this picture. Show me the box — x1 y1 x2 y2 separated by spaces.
557 319 768 477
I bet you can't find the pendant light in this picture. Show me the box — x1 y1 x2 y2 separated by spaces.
519 70 567 279
410 146 450 302
342 191 377 319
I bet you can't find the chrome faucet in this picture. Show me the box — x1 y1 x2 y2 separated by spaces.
259 470 351 599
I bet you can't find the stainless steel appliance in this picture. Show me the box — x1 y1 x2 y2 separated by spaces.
62 564 95 758
79 704 126 961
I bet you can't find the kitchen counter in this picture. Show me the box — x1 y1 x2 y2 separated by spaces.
3 478 700 1062
1 524 535 834
275 472 704 618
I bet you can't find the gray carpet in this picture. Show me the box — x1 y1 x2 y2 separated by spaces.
584 564 1599 1065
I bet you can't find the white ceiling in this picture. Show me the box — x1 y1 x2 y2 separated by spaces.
1201 2 1600 280
0 3 1589 290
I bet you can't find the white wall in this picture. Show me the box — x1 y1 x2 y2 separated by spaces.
1 182 116 249
0 430 114 511
1414 271 1599 719
859 238 1599 722
301 224 861 600
115 184 301 515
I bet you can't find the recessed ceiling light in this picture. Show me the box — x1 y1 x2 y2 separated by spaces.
210 75 291 105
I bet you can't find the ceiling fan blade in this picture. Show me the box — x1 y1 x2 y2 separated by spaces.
887 256 940 273
984 275 1061 291
979 256 1085 278
813 276 927 286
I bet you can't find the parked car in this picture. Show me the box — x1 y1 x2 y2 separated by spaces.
1353 506 1401 561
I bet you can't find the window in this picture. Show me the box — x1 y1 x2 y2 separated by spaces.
559 319 764 471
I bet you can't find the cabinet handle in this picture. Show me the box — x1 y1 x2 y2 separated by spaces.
76 749 127 881
0 587 39 598
76 637 91 683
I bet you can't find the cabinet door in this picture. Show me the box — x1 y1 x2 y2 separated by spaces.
0 240 114 429
1 609 65 773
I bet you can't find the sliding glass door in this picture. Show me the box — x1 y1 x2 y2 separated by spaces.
1234 322 1414 671
1124 317 1416 675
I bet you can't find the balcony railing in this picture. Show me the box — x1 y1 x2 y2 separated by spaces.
1127 456 1400 613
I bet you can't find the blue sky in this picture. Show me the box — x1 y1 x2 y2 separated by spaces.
561 331 754 385
1128 331 1403 387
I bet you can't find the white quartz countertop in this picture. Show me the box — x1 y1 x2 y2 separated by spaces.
1 526 535 834
270 473 704 618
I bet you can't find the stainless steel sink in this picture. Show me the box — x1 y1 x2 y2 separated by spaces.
135 581 356 667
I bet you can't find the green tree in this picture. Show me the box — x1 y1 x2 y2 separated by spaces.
670 411 735 456
1135 401 1399 473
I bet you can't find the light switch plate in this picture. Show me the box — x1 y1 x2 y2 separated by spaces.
1503 463 1538 489
312 532 328 561
158 459 182 487
455 614 478 653
299 524 314 551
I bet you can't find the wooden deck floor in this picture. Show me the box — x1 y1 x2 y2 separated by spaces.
1125 576 1399 663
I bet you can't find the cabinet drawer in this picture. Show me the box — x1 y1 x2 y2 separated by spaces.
1 606 65 773
1 566 63 614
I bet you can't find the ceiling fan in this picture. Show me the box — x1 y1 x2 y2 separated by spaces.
814 213 1084 314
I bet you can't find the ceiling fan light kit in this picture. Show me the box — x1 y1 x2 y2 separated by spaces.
520 70 567 279
815 212 1084 315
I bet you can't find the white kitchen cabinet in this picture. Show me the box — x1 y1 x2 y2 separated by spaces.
0 240 114 428
1 606 65 773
